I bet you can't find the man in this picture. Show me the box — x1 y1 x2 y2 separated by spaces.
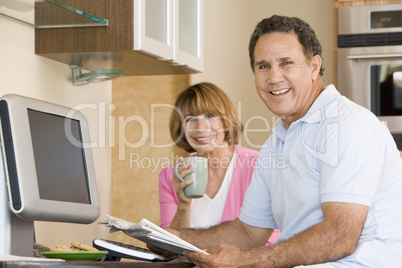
168 15 402 267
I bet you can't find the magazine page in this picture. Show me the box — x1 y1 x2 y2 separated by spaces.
99 214 209 256
138 219 208 253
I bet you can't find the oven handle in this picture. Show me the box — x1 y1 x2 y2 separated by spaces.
348 54 402 60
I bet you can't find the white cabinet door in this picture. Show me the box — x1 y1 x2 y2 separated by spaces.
133 0 174 61
174 0 203 72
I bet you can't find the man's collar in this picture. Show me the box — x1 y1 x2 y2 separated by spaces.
274 84 341 140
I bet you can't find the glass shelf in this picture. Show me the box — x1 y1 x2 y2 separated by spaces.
0 0 108 28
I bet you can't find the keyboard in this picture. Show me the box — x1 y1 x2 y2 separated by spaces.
92 239 167 262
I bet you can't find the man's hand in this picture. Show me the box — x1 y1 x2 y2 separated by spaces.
145 243 178 261
185 244 255 268
145 228 183 261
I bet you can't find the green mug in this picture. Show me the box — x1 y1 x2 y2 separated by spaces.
174 156 208 198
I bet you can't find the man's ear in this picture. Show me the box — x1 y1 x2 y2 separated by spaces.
311 55 322 80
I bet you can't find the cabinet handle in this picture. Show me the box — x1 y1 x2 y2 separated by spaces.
158 58 174 63
157 58 188 68
172 61 187 67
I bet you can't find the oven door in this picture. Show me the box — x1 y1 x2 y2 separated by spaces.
337 45 402 134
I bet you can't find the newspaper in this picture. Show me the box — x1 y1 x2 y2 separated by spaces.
99 214 209 256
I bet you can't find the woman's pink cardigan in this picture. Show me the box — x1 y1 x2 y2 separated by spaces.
158 145 280 245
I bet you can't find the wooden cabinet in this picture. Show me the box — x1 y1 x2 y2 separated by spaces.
35 0 203 76
174 0 203 72
133 0 203 72
133 0 174 62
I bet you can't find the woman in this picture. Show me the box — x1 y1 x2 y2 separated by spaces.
158 82 279 244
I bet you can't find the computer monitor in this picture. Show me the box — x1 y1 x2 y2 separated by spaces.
0 94 100 256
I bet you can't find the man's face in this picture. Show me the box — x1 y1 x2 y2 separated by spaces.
253 32 322 128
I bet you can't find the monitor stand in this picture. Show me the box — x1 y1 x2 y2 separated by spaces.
0 162 34 256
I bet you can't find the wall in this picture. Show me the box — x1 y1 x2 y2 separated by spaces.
191 0 334 148
0 17 112 248
110 75 189 247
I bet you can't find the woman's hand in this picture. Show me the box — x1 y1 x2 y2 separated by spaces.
172 157 195 205
170 157 195 228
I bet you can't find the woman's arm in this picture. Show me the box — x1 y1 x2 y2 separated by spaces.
169 178 193 228
159 167 179 227
159 160 195 228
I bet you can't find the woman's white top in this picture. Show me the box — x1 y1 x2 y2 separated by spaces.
189 152 236 228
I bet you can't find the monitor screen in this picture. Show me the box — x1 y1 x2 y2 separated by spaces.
28 109 90 204
0 94 99 224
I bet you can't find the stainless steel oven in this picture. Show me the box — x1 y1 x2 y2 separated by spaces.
337 4 402 149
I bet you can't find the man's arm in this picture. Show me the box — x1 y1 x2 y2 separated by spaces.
171 218 272 250
185 202 368 267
